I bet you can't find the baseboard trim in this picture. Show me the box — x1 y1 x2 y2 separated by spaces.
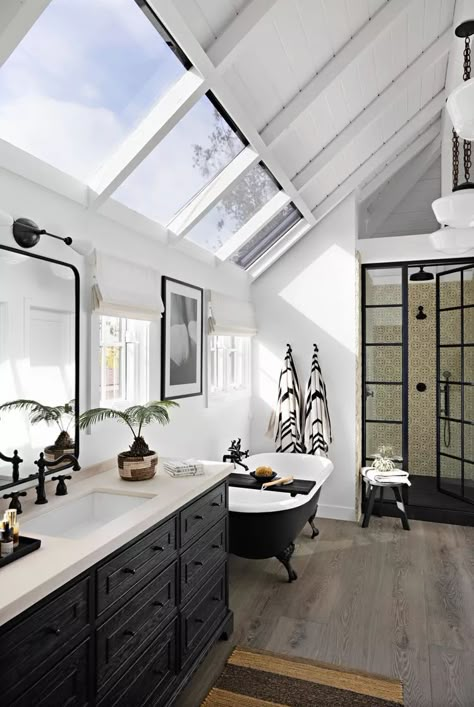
317 504 356 522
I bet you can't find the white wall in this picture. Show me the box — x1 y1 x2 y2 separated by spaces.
0 166 252 474
251 196 358 521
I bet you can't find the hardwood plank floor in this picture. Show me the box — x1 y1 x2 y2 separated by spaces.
175 517 474 707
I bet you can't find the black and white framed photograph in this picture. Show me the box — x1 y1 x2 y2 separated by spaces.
161 277 203 399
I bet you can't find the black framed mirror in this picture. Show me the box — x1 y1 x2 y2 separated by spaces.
0 244 80 492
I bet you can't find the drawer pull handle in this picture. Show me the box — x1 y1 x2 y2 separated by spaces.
195 617 204 624
212 596 221 602
194 560 204 566
194 514 203 520
123 629 136 637
153 600 164 608
211 544 220 549
211 501 220 507
123 567 136 575
48 626 61 636
153 545 165 552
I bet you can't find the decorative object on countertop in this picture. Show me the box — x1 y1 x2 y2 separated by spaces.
3 509 19 547
79 400 179 481
250 469 277 483
32 452 80 504
303 343 332 456
0 399 76 470
163 459 204 477
161 277 203 400
416 305 427 320
254 465 274 478
222 438 249 471
0 535 41 569
3 491 27 514
0 521 14 557
268 344 304 453
0 449 23 483
371 445 396 474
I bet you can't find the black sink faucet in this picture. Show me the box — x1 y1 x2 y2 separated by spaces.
0 449 23 483
222 439 249 471
33 452 81 505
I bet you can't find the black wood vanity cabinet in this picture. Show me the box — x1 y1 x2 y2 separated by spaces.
0 479 232 707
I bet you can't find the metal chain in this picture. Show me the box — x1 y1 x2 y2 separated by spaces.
464 139 472 182
464 36 471 81
453 128 459 189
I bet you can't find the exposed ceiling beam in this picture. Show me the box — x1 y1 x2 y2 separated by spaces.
260 0 412 148
309 116 442 231
148 0 316 227
0 0 52 68
207 0 279 71
88 69 205 207
215 190 290 261
360 122 441 203
168 146 259 237
293 29 451 191
365 137 441 236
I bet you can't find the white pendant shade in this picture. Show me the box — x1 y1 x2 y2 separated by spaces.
432 191 474 227
447 78 474 140
430 226 474 254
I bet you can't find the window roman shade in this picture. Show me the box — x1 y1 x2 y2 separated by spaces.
92 251 164 320
207 290 257 336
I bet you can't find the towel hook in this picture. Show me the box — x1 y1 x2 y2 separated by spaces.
313 343 319 352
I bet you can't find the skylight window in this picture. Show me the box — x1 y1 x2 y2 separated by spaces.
230 203 302 269
0 0 186 180
185 163 280 254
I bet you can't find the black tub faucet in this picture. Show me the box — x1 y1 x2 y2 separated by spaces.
0 449 23 482
32 452 81 504
223 439 249 471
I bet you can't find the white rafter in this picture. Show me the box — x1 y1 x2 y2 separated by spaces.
360 122 442 203
168 146 259 237
215 190 291 261
365 137 441 236
293 30 451 191
0 0 52 68
260 0 412 148
88 68 206 207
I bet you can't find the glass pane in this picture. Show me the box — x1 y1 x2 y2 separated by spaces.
464 307 474 344
440 381 462 420
365 307 402 344
366 345 402 382
464 268 474 305
465 459 474 501
230 203 300 269
102 347 122 401
440 347 461 382
465 385 474 422
440 309 461 345
185 164 280 253
439 454 462 496
366 422 402 460
439 271 461 308
365 269 402 305
465 346 474 383
366 384 401 421
0 0 186 180
113 95 245 225
465 422 474 463
440 419 461 458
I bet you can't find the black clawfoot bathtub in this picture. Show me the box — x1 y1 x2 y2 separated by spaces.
228 453 333 582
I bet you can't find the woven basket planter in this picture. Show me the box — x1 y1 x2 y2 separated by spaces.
44 444 75 470
118 451 158 481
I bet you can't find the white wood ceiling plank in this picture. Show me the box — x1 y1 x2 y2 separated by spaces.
423 0 442 48
322 0 351 55
390 11 409 80
420 65 436 106
372 32 395 94
407 0 425 65
345 0 370 37
295 0 333 75
323 80 351 139
340 62 366 120
272 1 314 92
355 47 379 109
367 0 386 17
194 0 245 41
174 0 213 48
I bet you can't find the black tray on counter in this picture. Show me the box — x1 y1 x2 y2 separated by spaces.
0 535 41 569
229 472 316 496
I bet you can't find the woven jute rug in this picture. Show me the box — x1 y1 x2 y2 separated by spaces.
201 647 404 706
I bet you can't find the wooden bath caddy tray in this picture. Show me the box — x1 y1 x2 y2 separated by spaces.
0 535 41 569
229 473 315 496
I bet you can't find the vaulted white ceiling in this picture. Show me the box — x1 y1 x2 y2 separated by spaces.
0 0 459 277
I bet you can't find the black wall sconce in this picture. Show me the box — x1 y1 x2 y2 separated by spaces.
416 382 427 392
0 209 93 255
416 306 427 320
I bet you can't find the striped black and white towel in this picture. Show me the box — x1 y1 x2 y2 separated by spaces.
303 344 332 456
269 344 304 453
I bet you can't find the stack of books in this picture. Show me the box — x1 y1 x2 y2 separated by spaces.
163 459 204 477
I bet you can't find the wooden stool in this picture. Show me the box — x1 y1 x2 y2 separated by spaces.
361 472 410 530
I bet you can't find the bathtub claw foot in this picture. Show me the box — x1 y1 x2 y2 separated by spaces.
276 542 297 582
308 513 319 539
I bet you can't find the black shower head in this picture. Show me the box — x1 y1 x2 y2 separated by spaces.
410 266 434 282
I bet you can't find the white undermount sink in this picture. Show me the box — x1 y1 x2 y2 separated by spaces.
22 491 153 539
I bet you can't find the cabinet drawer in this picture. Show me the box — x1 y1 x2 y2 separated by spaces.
97 516 177 615
99 619 178 707
180 482 226 548
97 561 177 692
3 577 90 698
13 639 90 707
180 516 227 601
181 563 227 666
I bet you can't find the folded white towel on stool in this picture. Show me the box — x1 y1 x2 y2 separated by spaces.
363 468 411 486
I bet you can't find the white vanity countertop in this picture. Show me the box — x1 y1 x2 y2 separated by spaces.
0 460 232 627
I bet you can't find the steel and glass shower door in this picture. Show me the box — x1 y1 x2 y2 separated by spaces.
437 264 474 504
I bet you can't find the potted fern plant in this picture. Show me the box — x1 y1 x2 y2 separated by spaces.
0 399 75 468
79 400 178 481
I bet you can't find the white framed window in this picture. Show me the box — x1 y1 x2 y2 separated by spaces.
209 335 251 396
99 316 149 407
